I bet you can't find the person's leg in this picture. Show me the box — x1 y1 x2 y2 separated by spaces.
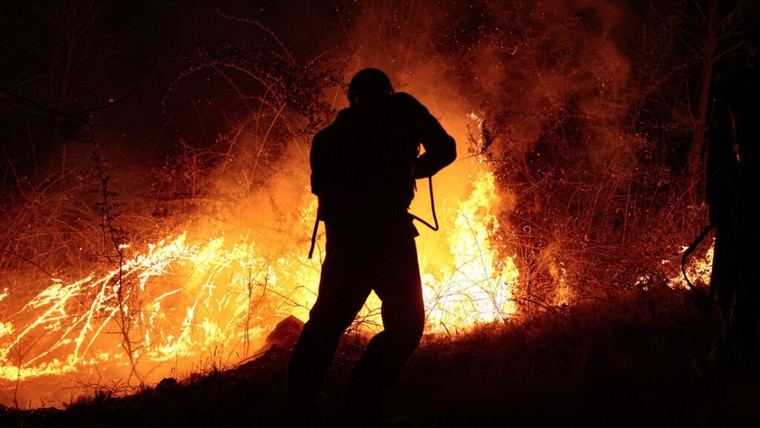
712 212 741 371
287 237 371 413
345 235 424 417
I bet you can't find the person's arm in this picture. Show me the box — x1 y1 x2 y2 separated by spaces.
396 93 456 178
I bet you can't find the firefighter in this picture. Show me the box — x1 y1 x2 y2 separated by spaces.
287 68 456 424
706 25 760 364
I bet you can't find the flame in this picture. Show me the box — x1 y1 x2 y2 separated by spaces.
668 241 714 289
421 169 518 331
0 233 319 382
0 113 518 404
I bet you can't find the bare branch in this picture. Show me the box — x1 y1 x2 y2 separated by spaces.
215 7 296 65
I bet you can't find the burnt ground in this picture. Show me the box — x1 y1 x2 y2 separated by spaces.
1 287 759 427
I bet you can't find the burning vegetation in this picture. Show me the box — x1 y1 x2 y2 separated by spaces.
0 0 754 411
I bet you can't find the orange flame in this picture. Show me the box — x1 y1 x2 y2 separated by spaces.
0 113 518 405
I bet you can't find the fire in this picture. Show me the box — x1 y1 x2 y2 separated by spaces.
668 241 714 289
421 169 518 331
0 233 319 384
0 113 518 405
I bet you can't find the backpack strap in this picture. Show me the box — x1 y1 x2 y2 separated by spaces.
409 176 439 231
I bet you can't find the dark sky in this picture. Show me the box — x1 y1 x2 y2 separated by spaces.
0 0 353 176
1 0 758 183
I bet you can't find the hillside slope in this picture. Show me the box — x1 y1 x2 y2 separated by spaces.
2 288 759 427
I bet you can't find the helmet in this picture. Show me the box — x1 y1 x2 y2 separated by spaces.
347 68 394 105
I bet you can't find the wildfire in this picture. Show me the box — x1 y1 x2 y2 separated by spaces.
0 115 518 404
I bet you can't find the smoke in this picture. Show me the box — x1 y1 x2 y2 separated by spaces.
334 0 643 301
197 0 644 318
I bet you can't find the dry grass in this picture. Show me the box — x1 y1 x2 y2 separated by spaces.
3 287 757 427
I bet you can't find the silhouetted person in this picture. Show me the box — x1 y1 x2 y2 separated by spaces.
287 68 456 425
707 25 760 363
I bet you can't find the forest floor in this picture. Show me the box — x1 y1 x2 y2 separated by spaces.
1 287 759 427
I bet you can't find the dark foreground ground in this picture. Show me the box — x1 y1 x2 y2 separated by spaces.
2 287 759 427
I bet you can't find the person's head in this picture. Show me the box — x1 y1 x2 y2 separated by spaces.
347 68 394 106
